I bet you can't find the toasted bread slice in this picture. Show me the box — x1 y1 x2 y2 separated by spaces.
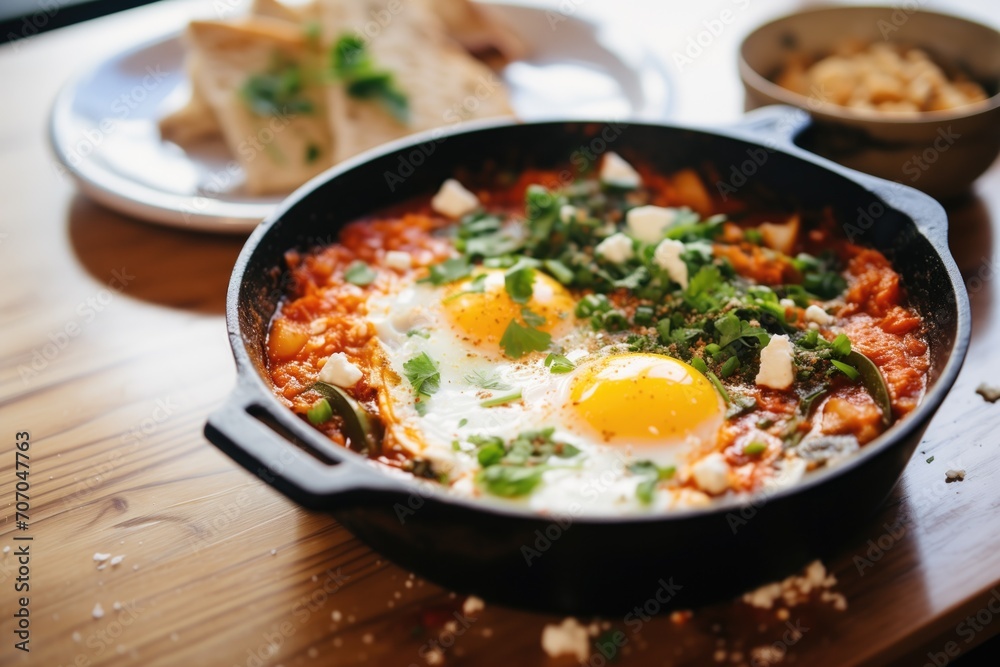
158 55 222 146
417 0 526 63
185 18 332 195
317 0 513 163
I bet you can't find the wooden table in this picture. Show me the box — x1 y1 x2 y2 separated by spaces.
2 1 999 665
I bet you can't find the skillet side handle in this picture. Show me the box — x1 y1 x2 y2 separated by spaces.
726 104 813 149
204 383 402 510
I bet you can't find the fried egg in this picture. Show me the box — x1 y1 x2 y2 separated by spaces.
365 271 726 513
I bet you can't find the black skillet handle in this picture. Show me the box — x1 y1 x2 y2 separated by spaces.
725 104 813 150
204 377 404 510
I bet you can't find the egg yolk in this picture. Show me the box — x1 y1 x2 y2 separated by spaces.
569 353 723 444
441 269 575 348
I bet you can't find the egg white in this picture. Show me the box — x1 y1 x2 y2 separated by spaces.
365 277 724 513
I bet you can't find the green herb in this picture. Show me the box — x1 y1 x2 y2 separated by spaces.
464 371 510 391
476 465 548 497
633 305 655 326
499 319 551 358
306 398 332 425
706 371 731 404
403 352 440 399
458 418 468 428
831 333 852 358
480 390 523 408
543 259 574 285
744 228 763 245
798 384 829 417
422 256 471 285
441 273 487 302
476 440 505 466
305 143 321 164
344 260 377 286
464 369 511 390
628 460 676 504
926 456 934 464
720 356 740 378
830 359 860 381
241 62 315 117
793 252 847 299
743 441 768 456
544 353 576 373
714 312 769 350
520 307 546 327
406 328 430 339
330 34 409 123
690 356 708 374
504 259 537 304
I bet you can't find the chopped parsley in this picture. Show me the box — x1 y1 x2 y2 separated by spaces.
464 369 511 390
330 34 409 123
241 61 314 117
504 259 537 304
403 352 440 414
499 319 551 358
470 428 580 497
422 256 471 285
544 353 576 373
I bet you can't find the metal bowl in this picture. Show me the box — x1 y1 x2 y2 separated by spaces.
205 112 969 614
739 6 1000 198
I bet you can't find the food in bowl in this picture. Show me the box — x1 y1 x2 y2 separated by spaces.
775 40 988 115
264 153 929 514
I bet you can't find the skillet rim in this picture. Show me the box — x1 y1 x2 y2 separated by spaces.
219 113 972 525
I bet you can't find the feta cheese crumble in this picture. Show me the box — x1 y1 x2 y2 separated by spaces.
318 352 363 387
600 152 641 189
384 250 412 271
691 452 730 494
626 205 677 243
595 233 635 263
653 239 688 289
805 304 834 326
431 179 479 219
756 334 795 390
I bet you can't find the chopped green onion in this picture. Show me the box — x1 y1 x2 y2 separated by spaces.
831 359 860 381
344 260 377 286
307 398 332 425
480 390 523 408
706 371 731 404
743 441 768 456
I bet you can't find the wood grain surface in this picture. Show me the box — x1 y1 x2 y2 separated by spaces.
2 1 999 666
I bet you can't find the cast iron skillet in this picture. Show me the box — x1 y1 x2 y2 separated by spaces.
205 108 970 615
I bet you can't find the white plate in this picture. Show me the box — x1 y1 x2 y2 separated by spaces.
48 2 672 233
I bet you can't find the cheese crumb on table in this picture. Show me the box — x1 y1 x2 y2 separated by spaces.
92 603 105 619
431 179 479 219
945 469 966 481
462 595 485 615
600 152 642 189
318 352 363 387
541 618 589 662
742 559 842 610
756 334 795 390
